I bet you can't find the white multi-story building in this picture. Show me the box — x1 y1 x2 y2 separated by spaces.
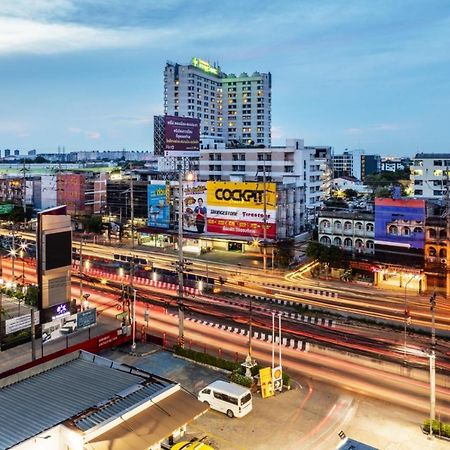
411 153 450 199
199 138 331 222
318 210 375 254
332 149 365 180
164 57 271 147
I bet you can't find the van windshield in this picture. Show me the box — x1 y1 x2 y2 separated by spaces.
240 392 251 405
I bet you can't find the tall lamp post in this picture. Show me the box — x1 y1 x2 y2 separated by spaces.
429 292 437 438
403 274 416 363
131 288 137 351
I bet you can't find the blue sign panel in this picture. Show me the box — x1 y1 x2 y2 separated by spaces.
147 184 170 229
77 308 97 329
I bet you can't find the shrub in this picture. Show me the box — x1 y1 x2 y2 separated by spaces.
423 419 450 438
230 371 252 387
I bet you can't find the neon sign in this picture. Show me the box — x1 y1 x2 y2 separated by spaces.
191 57 219 76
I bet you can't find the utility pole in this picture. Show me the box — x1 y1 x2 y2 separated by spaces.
79 237 83 302
129 164 135 249
429 292 436 438
177 169 185 348
262 156 268 272
131 288 137 351
11 225 15 281
21 160 28 229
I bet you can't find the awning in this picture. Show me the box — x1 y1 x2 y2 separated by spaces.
85 390 208 450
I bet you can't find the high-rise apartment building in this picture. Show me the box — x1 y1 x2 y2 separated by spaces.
164 57 271 147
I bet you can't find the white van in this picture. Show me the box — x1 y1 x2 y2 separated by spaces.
198 380 252 418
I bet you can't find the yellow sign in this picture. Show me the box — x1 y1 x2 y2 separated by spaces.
259 367 274 398
206 181 277 210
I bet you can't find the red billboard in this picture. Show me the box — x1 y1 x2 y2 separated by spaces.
164 115 200 156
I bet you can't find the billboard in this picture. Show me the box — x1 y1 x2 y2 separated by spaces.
164 115 200 157
147 183 170 229
45 231 72 270
37 206 72 313
183 181 208 233
375 198 425 265
206 181 277 239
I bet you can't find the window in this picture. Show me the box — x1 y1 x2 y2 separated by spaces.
344 221 352 230
344 238 352 248
366 240 374 249
429 229 437 239
320 236 331 245
366 223 374 232
333 237 342 246
414 190 423 195
402 227 410 236
414 180 423 185
355 222 363 230
440 229 446 239
355 239 364 248
321 220 331 229
388 225 398 235
440 248 447 258
334 220 342 230
429 246 437 257
433 190 443 196
434 160 443 166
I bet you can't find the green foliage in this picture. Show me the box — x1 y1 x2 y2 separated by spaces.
306 242 345 268
173 345 240 372
230 371 252 387
276 238 295 268
324 198 348 209
82 215 104 234
364 171 410 197
423 419 450 437
172 345 292 388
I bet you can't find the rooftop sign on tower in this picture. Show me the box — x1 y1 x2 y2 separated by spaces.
191 57 220 76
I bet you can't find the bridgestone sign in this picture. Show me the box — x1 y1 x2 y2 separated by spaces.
5 311 40 335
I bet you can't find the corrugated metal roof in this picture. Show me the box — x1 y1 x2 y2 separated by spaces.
0 351 175 450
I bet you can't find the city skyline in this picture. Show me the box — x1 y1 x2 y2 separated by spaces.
0 0 449 155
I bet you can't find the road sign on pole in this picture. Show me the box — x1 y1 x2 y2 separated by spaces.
272 366 283 391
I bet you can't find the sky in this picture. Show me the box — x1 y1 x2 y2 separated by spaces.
0 0 449 156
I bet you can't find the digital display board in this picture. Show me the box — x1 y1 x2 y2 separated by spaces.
183 181 207 233
164 115 200 156
45 231 72 270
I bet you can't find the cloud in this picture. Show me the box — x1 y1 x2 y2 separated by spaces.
345 127 363 135
68 127 100 140
271 125 285 140
370 123 402 131
0 120 28 137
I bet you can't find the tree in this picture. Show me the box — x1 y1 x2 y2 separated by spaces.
344 188 358 199
276 238 295 268
82 215 104 234
306 242 345 268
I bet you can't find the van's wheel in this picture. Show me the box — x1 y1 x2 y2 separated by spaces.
203 401 210 407
226 409 234 418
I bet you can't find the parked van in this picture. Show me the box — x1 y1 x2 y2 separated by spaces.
198 380 252 418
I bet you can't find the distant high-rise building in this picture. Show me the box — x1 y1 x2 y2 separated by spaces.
332 149 380 181
28 149 37 156
14 149 19 156
164 57 272 147
4 149 11 157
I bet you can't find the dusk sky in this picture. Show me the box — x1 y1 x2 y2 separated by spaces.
1 0 449 155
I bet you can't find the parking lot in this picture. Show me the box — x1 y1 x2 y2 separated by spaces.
102 344 449 450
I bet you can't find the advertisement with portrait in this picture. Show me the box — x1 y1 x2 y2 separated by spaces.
375 198 425 266
164 115 200 157
183 181 208 233
147 183 170 229
206 181 277 238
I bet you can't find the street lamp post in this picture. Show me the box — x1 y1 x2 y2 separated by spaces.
403 274 416 363
177 170 185 348
131 288 137 351
429 292 436 438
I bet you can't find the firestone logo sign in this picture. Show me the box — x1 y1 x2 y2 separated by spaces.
215 188 265 203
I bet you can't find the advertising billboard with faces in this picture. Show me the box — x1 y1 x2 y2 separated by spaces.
206 181 277 238
183 181 208 233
